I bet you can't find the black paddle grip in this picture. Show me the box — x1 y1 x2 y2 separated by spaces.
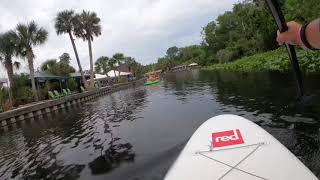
266 0 304 97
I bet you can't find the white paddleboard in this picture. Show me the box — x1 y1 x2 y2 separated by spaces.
165 114 318 180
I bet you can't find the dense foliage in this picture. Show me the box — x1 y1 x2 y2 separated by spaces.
40 53 76 76
149 0 320 72
205 48 320 73
94 53 144 77
11 74 33 106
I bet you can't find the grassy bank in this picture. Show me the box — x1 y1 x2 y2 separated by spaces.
204 48 320 73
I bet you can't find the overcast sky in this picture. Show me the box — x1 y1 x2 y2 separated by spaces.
0 0 238 78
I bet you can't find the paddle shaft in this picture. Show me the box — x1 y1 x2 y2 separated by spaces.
266 0 304 97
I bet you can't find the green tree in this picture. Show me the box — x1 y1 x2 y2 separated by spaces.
55 10 88 89
0 31 20 89
112 53 125 76
124 56 143 76
166 46 180 60
108 58 117 77
67 78 78 91
59 52 71 64
179 45 207 65
74 10 102 89
11 73 33 106
157 57 176 71
285 0 320 23
15 21 48 101
40 59 57 72
40 58 75 76
95 56 110 74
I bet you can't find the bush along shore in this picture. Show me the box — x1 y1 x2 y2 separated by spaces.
204 48 320 73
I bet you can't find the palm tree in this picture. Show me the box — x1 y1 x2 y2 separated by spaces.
108 58 117 78
95 56 110 75
124 57 139 76
0 31 21 88
74 10 101 89
54 10 88 88
111 53 125 77
15 21 48 101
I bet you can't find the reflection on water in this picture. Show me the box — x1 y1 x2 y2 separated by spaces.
0 70 320 179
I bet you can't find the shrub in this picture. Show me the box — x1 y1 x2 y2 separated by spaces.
216 49 239 64
10 74 34 105
49 82 61 91
205 47 320 73
13 86 33 105
119 76 128 83
0 88 9 111
68 78 78 91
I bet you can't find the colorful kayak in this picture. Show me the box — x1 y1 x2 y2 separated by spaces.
165 114 317 180
144 80 160 86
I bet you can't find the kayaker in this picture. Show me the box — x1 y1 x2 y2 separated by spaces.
277 20 320 50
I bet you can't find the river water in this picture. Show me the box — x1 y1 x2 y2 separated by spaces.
0 69 320 179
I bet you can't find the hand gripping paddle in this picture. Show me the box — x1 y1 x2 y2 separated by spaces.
266 0 304 98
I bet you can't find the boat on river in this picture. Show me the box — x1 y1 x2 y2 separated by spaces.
144 70 161 86
144 80 160 86
165 114 318 180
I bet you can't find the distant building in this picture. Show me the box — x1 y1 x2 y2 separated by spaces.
70 72 90 80
107 70 132 78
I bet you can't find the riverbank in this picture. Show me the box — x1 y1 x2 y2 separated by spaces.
0 78 145 127
204 48 320 73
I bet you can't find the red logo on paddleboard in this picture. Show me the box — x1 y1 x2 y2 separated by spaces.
212 129 244 148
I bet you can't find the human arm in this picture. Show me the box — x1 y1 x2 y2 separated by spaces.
277 19 320 50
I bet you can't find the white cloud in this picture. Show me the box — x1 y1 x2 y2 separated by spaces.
0 0 237 78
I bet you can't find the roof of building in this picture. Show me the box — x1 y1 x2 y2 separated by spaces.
107 70 132 78
34 72 67 81
70 72 90 78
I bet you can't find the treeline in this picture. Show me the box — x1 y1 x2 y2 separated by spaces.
41 53 76 76
94 53 144 77
0 9 103 103
151 0 320 71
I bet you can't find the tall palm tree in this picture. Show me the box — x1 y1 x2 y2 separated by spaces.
54 10 88 88
0 31 20 88
74 10 101 89
15 21 48 101
95 56 110 75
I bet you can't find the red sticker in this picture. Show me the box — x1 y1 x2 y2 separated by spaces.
212 129 244 148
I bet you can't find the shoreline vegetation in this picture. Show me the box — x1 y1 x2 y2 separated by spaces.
0 9 144 112
203 48 320 73
146 0 319 73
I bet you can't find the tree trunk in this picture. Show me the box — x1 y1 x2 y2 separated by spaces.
68 32 88 89
4 59 14 88
87 36 94 89
113 70 117 78
27 50 38 101
5 59 14 107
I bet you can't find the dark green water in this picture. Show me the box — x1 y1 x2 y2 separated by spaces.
1 69 320 179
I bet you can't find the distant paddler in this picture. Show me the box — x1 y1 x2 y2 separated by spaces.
144 70 161 86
